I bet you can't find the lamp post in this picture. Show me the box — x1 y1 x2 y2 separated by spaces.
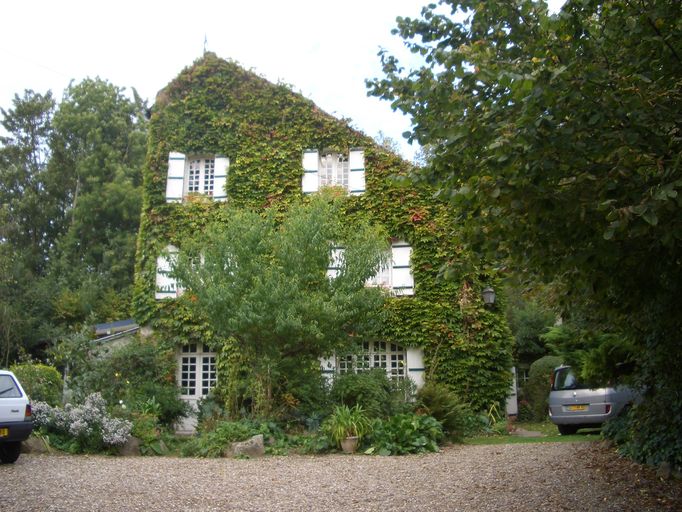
482 287 496 307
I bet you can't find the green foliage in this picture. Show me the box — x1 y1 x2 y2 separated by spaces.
369 0 682 465
321 404 372 448
526 355 562 421
506 296 555 365
366 413 443 455
329 369 413 419
416 382 474 442
32 393 131 454
173 193 389 414
64 337 187 426
181 419 282 458
134 53 513 417
9 362 63 406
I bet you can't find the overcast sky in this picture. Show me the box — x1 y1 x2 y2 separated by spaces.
1 1 565 161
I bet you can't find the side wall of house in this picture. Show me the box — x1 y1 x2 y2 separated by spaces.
132 53 513 413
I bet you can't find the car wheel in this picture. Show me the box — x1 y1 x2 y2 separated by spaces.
557 425 578 435
0 441 22 463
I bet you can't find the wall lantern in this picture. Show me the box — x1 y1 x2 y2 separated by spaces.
482 287 496 306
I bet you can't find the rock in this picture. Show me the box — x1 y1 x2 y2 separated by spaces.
21 436 50 454
226 434 265 458
656 461 672 480
118 436 141 456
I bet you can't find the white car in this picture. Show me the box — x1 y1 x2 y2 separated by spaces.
0 370 33 463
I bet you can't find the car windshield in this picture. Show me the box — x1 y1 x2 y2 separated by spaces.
0 375 22 397
552 367 587 391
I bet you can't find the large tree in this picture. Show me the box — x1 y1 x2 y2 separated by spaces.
369 0 682 465
46 78 147 319
0 90 56 272
174 193 389 415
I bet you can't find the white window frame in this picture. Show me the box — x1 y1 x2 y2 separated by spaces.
302 148 365 195
185 157 216 196
366 241 415 296
337 341 407 381
165 152 229 203
319 152 349 188
178 343 217 398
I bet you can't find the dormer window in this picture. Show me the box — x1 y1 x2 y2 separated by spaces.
319 153 349 188
302 148 365 195
165 152 228 203
187 157 215 195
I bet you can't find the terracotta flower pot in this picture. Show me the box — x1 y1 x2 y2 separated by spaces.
340 436 359 454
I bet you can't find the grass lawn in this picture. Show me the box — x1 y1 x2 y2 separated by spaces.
463 421 602 445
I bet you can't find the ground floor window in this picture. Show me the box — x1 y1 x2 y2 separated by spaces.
178 343 216 397
337 341 406 380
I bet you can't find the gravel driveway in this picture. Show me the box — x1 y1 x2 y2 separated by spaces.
3 441 680 511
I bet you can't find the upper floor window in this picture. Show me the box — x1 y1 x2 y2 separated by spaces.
319 153 349 188
165 152 228 203
366 241 414 296
187 157 215 195
327 240 414 296
302 148 365 195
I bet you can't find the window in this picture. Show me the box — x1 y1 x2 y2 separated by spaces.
327 241 414 296
319 153 349 188
165 152 228 203
302 148 365 195
187 157 215 195
178 343 217 397
366 240 415 296
337 341 407 380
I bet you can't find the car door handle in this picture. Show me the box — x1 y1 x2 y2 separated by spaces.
11 409 19 413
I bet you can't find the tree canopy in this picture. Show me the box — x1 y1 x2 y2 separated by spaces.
369 0 682 466
173 193 390 413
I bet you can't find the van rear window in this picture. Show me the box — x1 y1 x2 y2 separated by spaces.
552 367 587 391
0 375 22 398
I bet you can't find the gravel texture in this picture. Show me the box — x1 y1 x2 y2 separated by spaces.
3 441 680 511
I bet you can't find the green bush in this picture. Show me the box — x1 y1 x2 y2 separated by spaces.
10 363 63 406
181 419 283 458
71 338 187 426
31 393 131 454
366 413 443 455
525 355 562 421
416 382 475 442
329 370 413 418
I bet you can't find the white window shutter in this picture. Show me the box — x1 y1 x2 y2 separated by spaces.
302 150 319 194
166 152 186 203
348 148 365 195
155 245 179 299
391 241 414 296
327 247 344 280
213 155 229 201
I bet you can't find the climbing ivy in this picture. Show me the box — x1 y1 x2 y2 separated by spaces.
133 53 512 412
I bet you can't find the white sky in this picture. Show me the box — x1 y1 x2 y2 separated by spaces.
1 1 565 161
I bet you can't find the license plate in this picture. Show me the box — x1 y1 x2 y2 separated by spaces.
0 428 8 437
567 405 588 411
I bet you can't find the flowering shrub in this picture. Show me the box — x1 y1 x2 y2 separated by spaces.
32 393 132 453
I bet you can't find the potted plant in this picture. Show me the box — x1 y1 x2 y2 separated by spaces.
322 404 372 454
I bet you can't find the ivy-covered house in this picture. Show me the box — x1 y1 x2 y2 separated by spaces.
133 53 513 430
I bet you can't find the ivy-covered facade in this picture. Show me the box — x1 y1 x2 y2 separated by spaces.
133 54 513 428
